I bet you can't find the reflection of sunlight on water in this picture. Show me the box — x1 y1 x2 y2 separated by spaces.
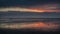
0 22 60 31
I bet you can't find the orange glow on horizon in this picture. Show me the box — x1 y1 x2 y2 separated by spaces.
28 8 60 12
0 7 60 12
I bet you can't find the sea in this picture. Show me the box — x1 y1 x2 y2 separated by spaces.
0 11 60 34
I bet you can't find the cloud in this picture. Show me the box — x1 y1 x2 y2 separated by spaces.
0 7 60 12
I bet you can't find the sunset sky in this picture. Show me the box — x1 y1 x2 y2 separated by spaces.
0 0 60 12
0 0 60 18
0 7 60 12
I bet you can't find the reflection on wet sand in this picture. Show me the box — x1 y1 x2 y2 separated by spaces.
0 22 60 31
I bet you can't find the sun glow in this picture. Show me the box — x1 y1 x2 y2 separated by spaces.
0 7 60 12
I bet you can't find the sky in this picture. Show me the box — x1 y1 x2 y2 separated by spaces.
0 0 59 11
0 0 60 11
0 0 60 18
0 0 59 7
